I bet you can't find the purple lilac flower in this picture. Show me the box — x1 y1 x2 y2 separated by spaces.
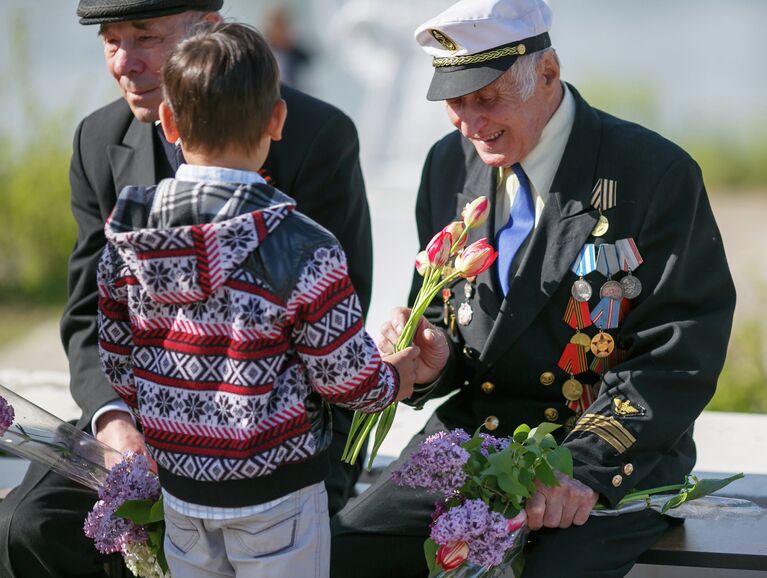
430 499 516 568
479 433 511 455
0 395 14 436
83 452 160 554
391 430 470 495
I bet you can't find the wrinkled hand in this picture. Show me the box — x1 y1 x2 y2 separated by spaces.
377 307 449 384
95 410 157 473
383 346 420 402
525 471 598 530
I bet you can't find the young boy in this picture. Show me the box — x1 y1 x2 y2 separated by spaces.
96 22 418 577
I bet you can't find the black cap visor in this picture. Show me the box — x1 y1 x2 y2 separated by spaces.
77 0 223 25
426 54 520 101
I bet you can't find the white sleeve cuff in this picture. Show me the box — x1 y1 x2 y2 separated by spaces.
91 401 136 436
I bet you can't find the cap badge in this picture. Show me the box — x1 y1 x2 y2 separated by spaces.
517 43 526 55
430 29 458 52
612 397 646 417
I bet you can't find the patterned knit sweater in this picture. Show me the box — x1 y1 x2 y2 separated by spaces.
97 178 398 506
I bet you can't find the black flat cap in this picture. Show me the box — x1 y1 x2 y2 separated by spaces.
77 0 224 25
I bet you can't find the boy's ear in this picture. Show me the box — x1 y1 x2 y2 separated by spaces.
267 99 288 142
159 101 181 144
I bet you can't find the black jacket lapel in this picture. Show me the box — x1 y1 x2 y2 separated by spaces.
479 85 603 369
107 117 158 194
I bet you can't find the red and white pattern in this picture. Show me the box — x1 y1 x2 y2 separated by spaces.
98 181 397 483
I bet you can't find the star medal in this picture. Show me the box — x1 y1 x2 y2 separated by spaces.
590 331 615 358
591 214 609 237
562 376 584 401
621 272 642 299
600 279 624 301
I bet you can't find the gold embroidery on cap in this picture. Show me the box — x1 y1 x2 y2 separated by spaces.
433 44 525 68
430 29 458 52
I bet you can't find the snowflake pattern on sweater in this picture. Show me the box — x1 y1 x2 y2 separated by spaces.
97 179 398 483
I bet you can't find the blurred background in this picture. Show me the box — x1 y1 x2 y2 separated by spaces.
0 0 765 431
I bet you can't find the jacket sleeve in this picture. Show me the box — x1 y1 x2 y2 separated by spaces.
290 244 399 413
96 243 138 420
60 120 122 427
564 156 736 506
289 110 374 318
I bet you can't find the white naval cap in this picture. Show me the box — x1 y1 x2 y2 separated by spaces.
415 0 552 101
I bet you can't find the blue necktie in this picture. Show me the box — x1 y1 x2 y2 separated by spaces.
495 164 534 295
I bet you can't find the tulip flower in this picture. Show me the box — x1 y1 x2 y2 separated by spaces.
506 509 527 533
443 221 467 252
425 229 453 268
462 196 490 229
414 251 429 276
454 238 497 278
436 540 469 571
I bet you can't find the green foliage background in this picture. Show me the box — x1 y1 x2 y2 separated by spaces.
0 14 765 413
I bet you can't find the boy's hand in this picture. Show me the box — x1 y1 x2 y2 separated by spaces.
378 307 449 384
96 411 157 473
383 346 420 402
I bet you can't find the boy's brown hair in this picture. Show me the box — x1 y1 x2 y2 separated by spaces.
162 21 280 154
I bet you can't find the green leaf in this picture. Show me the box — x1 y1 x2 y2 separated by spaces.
513 424 531 443
530 422 561 442
534 459 559 487
485 451 513 477
539 434 557 450
660 473 744 514
497 472 530 498
546 446 573 477
424 538 439 574
115 499 163 525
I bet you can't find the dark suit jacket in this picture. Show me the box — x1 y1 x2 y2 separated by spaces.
409 85 735 506
61 85 373 428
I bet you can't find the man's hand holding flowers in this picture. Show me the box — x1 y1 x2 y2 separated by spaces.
378 310 449 385
526 470 598 530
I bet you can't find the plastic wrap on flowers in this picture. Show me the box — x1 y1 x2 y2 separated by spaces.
430 526 528 578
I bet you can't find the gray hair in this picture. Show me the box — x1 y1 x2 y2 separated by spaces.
504 47 559 101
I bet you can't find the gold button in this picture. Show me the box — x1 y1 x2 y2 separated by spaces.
623 463 634 476
544 408 559 422
612 474 623 487
481 381 495 394
517 43 526 55
539 372 555 386
484 415 500 431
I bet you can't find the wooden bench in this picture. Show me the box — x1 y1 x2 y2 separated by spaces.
638 472 767 572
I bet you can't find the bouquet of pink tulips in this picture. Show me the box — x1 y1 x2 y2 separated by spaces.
342 197 497 468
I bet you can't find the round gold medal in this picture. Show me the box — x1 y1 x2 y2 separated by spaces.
562 378 584 401
591 214 609 237
570 332 592 347
590 332 615 358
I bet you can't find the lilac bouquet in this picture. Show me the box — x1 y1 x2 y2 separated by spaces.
393 423 570 577
84 452 168 578
0 386 167 578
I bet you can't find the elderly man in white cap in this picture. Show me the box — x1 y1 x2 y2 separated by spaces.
331 0 734 576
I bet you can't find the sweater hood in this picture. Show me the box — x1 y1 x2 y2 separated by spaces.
105 179 295 304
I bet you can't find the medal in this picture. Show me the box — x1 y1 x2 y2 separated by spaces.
615 238 643 272
591 178 618 212
596 244 620 277
591 297 621 329
463 282 474 300
558 342 589 375
590 331 615 358
442 288 452 326
591 214 609 237
621 273 642 299
570 244 596 277
562 377 584 401
457 302 473 326
571 278 592 302
564 297 592 330
570 332 592 347
600 279 624 301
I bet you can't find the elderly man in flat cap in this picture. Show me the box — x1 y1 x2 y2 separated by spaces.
0 2 373 576
331 0 735 576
